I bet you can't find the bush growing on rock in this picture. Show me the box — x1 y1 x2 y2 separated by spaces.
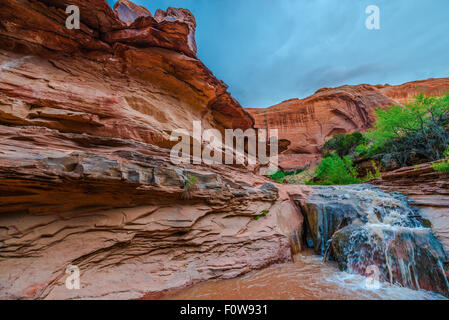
269 169 304 184
306 153 361 185
323 131 368 157
366 92 449 167
432 148 449 173
313 93 449 183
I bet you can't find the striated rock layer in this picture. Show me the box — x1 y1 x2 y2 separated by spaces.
0 127 305 299
113 0 152 25
0 0 254 141
0 0 303 299
247 78 449 170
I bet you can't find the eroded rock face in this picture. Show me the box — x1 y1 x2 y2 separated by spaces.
0 124 307 300
0 0 253 149
113 0 152 25
0 0 295 299
378 78 449 104
0 133 296 299
247 79 449 170
154 7 197 55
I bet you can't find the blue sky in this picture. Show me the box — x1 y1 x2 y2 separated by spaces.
107 0 449 108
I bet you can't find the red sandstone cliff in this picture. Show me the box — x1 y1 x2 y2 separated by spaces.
0 0 254 145
247 78 449 170
0 0 304 299
1 0 447 300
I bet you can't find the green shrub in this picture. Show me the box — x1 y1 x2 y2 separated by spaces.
182 175 198 199
254 209 269 220
433 161 449 173
432 148 449 173
184 175 198 191
269 170 287 183
353 144 372 158
362 161 382 181
269 169 304 184
324 131 368 157
306 153 361 185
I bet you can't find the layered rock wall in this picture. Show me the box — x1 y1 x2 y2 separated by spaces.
0 0 299 299
247 79 449 170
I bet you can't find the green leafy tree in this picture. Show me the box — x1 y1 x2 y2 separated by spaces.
324 131 368 157
366 93 449 167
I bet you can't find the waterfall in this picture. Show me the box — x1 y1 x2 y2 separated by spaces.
296 185 449 297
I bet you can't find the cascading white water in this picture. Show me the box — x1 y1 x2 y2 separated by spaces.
298 185 449 297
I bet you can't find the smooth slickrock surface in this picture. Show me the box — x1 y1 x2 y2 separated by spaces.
247 79 449 170
0 0 302 299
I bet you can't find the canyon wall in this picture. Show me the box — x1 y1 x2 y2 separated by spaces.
1 0 447 300
247 79 449 170
0 0 302 299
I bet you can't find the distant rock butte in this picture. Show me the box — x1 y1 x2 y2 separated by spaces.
247 78 449 170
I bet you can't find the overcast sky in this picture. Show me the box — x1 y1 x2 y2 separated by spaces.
107 0 449 108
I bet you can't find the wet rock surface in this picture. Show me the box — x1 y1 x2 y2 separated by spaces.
370 162 449 254
294 185 449 297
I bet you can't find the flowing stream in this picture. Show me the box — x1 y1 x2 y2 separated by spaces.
163 185 449 300
164 251 446 300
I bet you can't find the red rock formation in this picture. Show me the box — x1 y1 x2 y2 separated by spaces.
370 162 449 255
0 0 253 148
113 0 152 25
378 78 449 104
247 85 397 170
0 0 301 300
154 7 197 55
247 78 449 170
